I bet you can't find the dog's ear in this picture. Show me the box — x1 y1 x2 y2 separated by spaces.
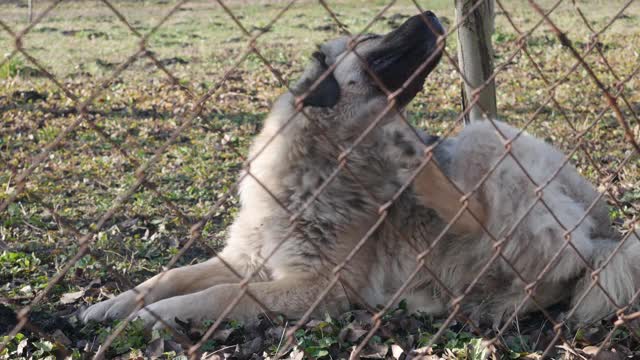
291 51 340 108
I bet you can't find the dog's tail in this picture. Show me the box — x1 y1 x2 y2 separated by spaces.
571 229 640 324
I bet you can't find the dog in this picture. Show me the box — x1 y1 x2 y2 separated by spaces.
81 11 639 331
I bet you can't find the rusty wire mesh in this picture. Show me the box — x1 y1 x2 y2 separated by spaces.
1 0 639 358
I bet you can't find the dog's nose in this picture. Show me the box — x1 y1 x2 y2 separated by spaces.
421 11 444 35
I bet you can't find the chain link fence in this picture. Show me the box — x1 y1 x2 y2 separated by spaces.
1 0 639 358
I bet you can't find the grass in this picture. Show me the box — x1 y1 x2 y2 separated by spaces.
1 0 639 359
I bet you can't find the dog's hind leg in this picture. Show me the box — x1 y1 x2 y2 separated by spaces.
571 231 640 324
135 275 348 329
80 256 248 323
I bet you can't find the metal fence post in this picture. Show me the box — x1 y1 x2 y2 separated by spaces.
455 0 497 123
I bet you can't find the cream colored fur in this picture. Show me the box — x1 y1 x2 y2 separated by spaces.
81 27 638 331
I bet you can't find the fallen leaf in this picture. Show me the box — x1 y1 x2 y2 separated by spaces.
60 290 85 304
582 346 600 355
144 337 164 358
16 339 27 355
593 350 625 360
288 346 304 360
19 285 32 295
410 346 433 356
343 325 368 343
522 354 542 359
350 310 374 326
52 329 71 346
201 352 222 360
362 343 388 358
237 337 263 359
211 328 234 342
391 344 404 359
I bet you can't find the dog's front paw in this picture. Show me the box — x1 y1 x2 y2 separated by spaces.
135 306 178 330
80 290 140 323
134 296 206 331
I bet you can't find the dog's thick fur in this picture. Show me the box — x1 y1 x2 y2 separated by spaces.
81 13 639 330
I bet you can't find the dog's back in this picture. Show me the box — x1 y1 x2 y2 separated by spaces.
436 120 640 324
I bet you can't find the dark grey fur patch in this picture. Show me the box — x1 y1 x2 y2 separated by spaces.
393 130 419 157
291 51 340 108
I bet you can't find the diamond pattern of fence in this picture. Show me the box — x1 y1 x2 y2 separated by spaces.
1 0 639 359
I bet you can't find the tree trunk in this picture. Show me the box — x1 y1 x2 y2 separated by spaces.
455 0 497 123
28 0 33 23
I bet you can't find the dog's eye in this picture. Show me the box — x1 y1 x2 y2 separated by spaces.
348 34 380 48
358 34 380 42
347 80 357 86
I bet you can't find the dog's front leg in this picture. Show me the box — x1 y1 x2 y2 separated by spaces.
135 275 344 330
413 158 487 234
81 256 244 323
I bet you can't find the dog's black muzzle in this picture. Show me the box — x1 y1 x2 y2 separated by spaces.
367 11 445 106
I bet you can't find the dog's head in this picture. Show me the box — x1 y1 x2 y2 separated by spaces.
291 11 444 129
